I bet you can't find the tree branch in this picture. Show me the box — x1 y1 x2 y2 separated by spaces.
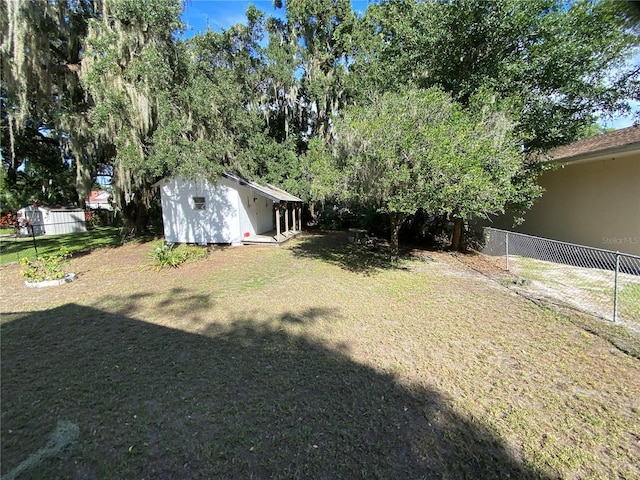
49 63 82 75
32 131 60 146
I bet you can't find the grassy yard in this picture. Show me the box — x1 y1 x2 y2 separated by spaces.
0 227 124 265
1 232 639 479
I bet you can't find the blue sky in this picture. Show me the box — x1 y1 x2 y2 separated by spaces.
181 1 280 37
181 1 371 37
600 101 638 130
180 1 637 130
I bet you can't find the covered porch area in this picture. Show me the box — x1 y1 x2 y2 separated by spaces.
242 200 303 246
242 229 300 245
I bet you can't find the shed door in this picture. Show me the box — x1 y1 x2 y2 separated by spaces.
238 193 257 238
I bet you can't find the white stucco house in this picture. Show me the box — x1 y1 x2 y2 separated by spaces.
154 173 303 246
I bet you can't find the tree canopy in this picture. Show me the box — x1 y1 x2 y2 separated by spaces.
331 87 524 254
349 0 640 151
1 0 638 243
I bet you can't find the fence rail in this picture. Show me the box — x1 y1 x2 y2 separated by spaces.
483 227 640 324
0 220 89 265
17 219 88 237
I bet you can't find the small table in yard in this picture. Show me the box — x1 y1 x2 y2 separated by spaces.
348 228 376 246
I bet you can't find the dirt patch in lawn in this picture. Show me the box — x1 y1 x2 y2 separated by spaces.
2 232 639 479
444 249 640 358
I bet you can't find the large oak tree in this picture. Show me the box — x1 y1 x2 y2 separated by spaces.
333 87 524 255
2 0 638 242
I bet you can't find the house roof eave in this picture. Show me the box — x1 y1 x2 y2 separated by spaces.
547 125 640 165
549 142 640 166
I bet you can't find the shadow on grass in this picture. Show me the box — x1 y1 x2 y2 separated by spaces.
289 231 414 275
1 296 550 479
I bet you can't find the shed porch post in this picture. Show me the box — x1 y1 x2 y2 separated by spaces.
285 202 290 233
298 205 302 231
276 205 281 238
292 205 297 232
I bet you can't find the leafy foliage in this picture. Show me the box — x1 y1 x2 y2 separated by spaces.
332 87 525 253
80 0 185 233
148 242 209 270
0 212 18 230
0 97 77 211
20 247 71 282
349 0 639 152
282 0 356 140
2 0 638 242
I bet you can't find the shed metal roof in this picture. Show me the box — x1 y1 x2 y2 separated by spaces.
153 173 303 203
221 173 303 203
19 205 84 212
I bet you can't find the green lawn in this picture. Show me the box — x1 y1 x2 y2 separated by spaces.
0 227 123 265
1 232 639 479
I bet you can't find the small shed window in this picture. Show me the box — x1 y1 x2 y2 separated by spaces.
192 196 206 210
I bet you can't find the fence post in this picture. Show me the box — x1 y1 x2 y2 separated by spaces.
505 231 510 272
613 251 620 322
29 224 39 258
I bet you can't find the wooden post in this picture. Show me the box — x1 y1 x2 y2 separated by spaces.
275 206 281 238
284 202 290 233
292 206 297 232
298 205 302 231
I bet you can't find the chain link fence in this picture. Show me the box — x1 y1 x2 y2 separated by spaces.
0 220 88 264
482 227 640 325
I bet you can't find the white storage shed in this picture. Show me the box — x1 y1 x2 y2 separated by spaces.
18 205 87 236
155 173 303 246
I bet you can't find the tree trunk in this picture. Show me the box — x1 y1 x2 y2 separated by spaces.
389 212 405 262
309 203 316 223
74 153 93 209
121 193 137 237
451 216 464 252
120 188 153 237
134 200 149 236
121 200 148 237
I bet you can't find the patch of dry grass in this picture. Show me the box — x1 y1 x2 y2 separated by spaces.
508 255 640 328
1 232 639 479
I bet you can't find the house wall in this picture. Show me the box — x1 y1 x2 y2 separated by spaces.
87 201 113 211
160 177 241 244
87 191 113 211
516 154 640 256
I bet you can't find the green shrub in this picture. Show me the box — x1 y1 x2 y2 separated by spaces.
148 242 208 270
20 247 71 282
